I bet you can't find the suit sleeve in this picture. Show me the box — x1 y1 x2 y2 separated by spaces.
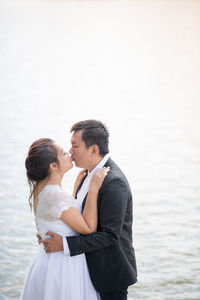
67 177 129 256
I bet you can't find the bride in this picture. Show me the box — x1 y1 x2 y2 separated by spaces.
21 138 109 300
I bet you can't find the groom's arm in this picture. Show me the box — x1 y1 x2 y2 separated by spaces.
67 177 130 256
42 177 130 254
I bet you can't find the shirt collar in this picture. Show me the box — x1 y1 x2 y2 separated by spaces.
88 153 110 177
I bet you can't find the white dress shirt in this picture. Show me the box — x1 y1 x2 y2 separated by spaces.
63 153 110 255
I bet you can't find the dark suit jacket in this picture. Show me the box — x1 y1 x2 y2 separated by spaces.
67 158 137 293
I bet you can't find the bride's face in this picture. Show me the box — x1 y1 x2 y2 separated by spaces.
56 146 73 174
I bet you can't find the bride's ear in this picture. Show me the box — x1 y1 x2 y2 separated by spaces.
49 162 58 171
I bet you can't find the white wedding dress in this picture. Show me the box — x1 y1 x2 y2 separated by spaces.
21 184 99 300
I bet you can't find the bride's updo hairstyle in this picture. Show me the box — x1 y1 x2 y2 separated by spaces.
25 138 58 210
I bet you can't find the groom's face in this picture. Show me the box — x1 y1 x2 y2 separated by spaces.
70 130 92 169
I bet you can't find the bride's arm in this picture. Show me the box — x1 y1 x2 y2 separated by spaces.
60 167 110 235
72 169 87 198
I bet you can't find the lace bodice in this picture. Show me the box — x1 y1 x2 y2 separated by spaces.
36 184 81 221
35 185 82 240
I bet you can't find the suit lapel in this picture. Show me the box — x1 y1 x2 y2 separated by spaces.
81 158 113 210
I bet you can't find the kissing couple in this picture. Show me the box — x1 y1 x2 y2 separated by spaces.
21 119 137 300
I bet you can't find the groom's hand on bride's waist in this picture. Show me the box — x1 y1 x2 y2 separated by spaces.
36 232 42 245
42 232 63 253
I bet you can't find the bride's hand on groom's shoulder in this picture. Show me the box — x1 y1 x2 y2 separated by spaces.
90 167 110 194
73 169 87 198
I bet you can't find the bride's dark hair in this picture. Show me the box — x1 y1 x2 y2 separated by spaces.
25 138 58 210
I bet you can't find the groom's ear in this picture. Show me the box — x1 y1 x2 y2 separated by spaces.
91 144 100 156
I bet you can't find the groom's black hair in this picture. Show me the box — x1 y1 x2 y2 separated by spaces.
70 120 109 157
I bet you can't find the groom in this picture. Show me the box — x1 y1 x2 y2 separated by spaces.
42 120 137 300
